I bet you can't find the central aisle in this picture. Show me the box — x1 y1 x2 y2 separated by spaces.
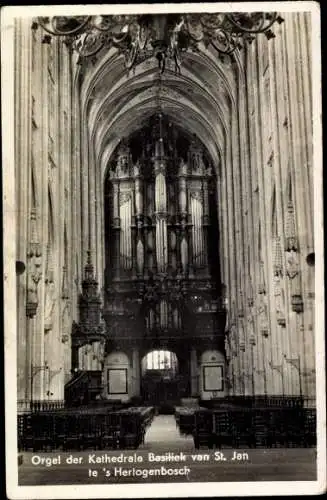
141 415 194 451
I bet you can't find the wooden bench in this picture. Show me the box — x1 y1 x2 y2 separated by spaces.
191 407 317 449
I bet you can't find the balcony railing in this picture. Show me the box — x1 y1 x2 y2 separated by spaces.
17 399 65 414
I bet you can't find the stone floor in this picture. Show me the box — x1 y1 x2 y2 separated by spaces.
18 415 317 485
141 415 194 450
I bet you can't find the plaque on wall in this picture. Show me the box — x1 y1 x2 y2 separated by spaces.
203 365 224 392
108 368 128 394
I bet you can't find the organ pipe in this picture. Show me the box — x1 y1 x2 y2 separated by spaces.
110 182 121 279
113 182 119 219
119 192 132 270
154 138 168 274
134 162 143 215
134 162 144 276
202 177 210 272
191 191 204 267
178 159 188 275
136 239 144 276
178 159 188 213
181 236 188 274
109 140 213 280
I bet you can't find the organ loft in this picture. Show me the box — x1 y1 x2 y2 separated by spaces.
71 114 227 404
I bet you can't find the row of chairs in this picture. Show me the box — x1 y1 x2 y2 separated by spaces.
175 406 202 436
191 408 316 449
18 406 155 452
201 396 307 409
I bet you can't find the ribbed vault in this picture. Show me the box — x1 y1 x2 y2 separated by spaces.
76 44 241 181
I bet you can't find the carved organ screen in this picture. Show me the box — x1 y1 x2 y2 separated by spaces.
104 114 222 341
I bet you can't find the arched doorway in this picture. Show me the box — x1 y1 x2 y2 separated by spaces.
141 350 181 409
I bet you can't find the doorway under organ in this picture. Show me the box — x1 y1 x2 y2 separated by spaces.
141 350 181 406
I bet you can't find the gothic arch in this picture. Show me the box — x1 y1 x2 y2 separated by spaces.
77 44 241 183
73 37 248 301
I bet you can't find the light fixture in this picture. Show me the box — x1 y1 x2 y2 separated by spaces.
34 13 284 73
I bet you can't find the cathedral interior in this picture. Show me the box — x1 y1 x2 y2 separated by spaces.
12 11 317 454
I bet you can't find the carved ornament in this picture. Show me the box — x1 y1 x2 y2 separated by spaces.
285 249 300 279
119 192 131 206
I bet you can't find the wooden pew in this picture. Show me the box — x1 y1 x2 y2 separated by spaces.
193 409 212 449
191 406 317 450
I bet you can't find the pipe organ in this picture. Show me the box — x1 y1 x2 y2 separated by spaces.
104 115 225 353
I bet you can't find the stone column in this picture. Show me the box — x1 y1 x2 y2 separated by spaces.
143 223 149 279
177 161 188 277
15 19 32 402
202 176 210 274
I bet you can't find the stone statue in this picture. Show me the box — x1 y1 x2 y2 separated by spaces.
274 275 286 326
133 159 141 177
44 280 56 332
224 335 231 360
179 158 188 175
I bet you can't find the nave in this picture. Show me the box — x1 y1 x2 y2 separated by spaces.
141 414 194 451
6 8 321 498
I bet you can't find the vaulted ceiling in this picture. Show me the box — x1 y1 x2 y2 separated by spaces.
76 43 243 181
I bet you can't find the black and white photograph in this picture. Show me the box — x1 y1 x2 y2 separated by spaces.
2 2 325 498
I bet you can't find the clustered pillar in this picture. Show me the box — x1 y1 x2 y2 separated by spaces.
223 13 315 401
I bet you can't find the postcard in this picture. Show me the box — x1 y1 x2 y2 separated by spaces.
2 2 325 498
